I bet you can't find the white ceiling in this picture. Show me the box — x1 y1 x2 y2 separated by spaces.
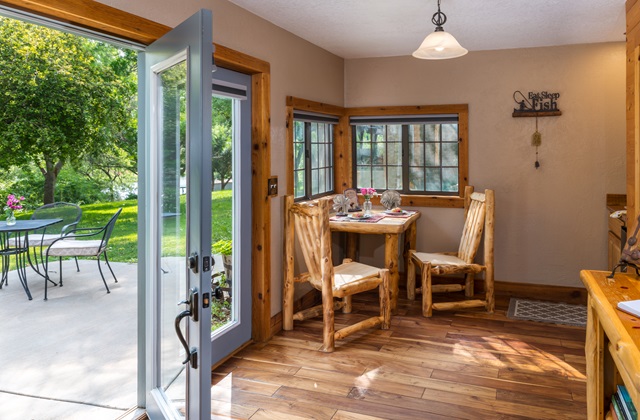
226 0 627 59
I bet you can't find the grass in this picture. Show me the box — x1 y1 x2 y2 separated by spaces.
16 190 233 263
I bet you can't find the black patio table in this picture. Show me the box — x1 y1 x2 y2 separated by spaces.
0 218 62 300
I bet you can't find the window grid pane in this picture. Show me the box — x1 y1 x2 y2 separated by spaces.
355 120 459 195
294 119 334 200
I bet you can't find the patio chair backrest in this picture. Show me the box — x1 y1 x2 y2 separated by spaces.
101 208 123 250
31 202 82 235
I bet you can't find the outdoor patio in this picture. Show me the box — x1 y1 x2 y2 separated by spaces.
0 259 138 419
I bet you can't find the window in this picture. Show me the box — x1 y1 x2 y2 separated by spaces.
293 111 337 199
350 108 466 197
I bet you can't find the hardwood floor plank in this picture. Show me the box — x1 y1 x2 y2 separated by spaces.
360 369 497 399
497 366 586 387
224 367 353 397
274 385 454 420
210 400 258 419
331 410 389 420
211 374 281 397
250 409 315 420
420 387 584 420
497 389 587 415
217 357 302 375
211 388 337 419
430 369 574 401
294 367 426 398
346 387 500 420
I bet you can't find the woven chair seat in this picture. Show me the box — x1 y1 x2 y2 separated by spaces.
334 262 382 288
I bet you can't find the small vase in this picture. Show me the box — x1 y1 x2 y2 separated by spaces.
6 211 15 226
363 198 372 216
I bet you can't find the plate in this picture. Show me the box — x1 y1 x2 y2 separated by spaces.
384 209 407 215
349 213 371 220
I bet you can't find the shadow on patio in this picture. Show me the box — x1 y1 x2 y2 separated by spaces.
0 259 138 420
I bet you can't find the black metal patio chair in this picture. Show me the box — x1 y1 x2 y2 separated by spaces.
44 208 122 300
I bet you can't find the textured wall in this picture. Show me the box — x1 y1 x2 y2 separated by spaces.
345 43 626 287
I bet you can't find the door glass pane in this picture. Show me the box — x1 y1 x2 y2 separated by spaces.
158 60 187 412
211 94 236 335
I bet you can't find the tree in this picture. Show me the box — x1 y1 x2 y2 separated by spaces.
211 96 233 190
0 18 136 203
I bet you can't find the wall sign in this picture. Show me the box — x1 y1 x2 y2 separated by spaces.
512 90 562 117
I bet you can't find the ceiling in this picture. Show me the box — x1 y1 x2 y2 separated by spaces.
226 0 627 59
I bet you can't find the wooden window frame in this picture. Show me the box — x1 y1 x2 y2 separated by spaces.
293 119 335 200
286 98 468 208
347 104 468 208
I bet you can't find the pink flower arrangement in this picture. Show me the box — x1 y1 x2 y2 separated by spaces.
360 188 377 199
5 194 25 216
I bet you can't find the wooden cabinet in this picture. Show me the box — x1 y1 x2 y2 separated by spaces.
581 270 640 420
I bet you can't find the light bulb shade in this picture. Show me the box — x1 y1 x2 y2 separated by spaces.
412 30 468 60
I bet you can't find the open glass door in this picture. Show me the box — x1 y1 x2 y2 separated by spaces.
139 10 212 419
209 68 252 366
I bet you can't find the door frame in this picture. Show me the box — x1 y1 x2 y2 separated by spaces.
0 0 273 405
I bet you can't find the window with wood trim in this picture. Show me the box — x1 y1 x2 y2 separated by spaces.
349 105 468 198
293 111 337 199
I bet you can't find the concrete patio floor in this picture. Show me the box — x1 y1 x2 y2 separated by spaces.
0 259 138 420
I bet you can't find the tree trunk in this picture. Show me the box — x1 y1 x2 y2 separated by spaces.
41 160 64 204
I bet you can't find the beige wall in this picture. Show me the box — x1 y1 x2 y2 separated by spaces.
345 42 626 287
98 0 344 315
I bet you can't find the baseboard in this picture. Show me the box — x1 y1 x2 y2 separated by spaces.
491 280 587 306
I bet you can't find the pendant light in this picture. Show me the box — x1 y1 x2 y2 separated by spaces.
412 0 468 60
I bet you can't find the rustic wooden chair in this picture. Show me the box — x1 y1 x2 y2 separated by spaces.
407 186 495 317
283 195 390 352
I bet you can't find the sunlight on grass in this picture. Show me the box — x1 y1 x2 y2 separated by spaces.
16 191 232 264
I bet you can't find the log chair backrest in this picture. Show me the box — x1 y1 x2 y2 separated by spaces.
458 186 494 264
290 198 334 290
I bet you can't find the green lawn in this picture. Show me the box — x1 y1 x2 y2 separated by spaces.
17 190 233 263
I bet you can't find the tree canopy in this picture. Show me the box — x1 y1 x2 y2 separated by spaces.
0 17 137 204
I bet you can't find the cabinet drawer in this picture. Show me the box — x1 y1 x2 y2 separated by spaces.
609 217 624 237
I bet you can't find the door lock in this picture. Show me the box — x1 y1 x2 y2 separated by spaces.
188 252 198 274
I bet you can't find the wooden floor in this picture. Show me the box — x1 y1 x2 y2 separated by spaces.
210 291 586 419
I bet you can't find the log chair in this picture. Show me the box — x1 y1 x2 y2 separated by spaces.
282 195 390 352
407 186 495 317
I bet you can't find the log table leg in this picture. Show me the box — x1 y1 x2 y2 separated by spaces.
403 221 417 274
385 233 399 312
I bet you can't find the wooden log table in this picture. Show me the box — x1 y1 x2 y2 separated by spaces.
330 210 421 312
581 270 640 419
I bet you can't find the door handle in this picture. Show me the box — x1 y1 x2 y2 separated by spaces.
174 287 198 368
